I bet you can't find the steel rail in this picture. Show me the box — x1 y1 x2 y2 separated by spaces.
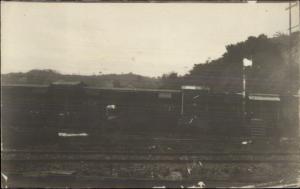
2 158 300 164
2 150 300 156
3 173 289 188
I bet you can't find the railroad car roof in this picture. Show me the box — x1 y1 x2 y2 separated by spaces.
248 95 280 101
85 87 181 93
50 81 86 86
1 84 49 88
2 84 299 98
2 84 181 94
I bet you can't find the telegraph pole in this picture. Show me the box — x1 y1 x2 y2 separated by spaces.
289 1 292 35
288 1 292 95
242 58 252 135
298 0 300 138
286 0 300 137
286 1 296 137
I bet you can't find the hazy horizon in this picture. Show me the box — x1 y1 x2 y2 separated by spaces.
1 2 299 77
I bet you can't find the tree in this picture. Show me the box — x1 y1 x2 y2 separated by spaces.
113 79 121 88
161 72 181 89
184 32 300 94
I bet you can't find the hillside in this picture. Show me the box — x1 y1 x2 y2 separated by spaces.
162 32 300 94
1 70 161 89
2 32 299 93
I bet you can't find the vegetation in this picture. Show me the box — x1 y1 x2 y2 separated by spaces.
1 70 161 89
2 32 299 93
162 32 300 94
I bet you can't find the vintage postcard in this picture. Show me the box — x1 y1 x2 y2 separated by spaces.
1 0 300 188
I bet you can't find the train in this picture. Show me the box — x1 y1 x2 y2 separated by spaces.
1 81 299 140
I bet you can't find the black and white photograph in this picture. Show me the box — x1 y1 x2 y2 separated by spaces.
1 0 300 188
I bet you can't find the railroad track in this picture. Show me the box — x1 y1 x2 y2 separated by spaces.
2 159 300 164
2 150 300 164
4 129 299 152
2 150 299 188
4 173 294 188
3 128 292 141
2 150 300 155
3 146 299 157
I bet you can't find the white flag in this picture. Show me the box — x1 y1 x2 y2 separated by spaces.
243 58 253 67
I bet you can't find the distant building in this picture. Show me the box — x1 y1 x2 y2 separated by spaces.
181 85 210 91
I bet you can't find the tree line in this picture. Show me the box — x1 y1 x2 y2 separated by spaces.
161 32 300 94
2 32 299 94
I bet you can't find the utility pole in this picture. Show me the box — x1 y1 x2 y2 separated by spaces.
288 1 292 95
242 58 253 135
286 0 300 137
289 1 292 35
298 0 300 138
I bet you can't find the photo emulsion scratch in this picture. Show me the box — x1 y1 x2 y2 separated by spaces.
1 0 300 188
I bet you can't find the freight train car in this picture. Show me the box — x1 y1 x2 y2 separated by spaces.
1 83 182 132
1 83 299 139
179 86 244 136
85 87 181 131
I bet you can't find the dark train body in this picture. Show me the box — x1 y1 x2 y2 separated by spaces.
1 82 299 140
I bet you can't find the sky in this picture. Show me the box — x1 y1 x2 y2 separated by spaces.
1 1 299 77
